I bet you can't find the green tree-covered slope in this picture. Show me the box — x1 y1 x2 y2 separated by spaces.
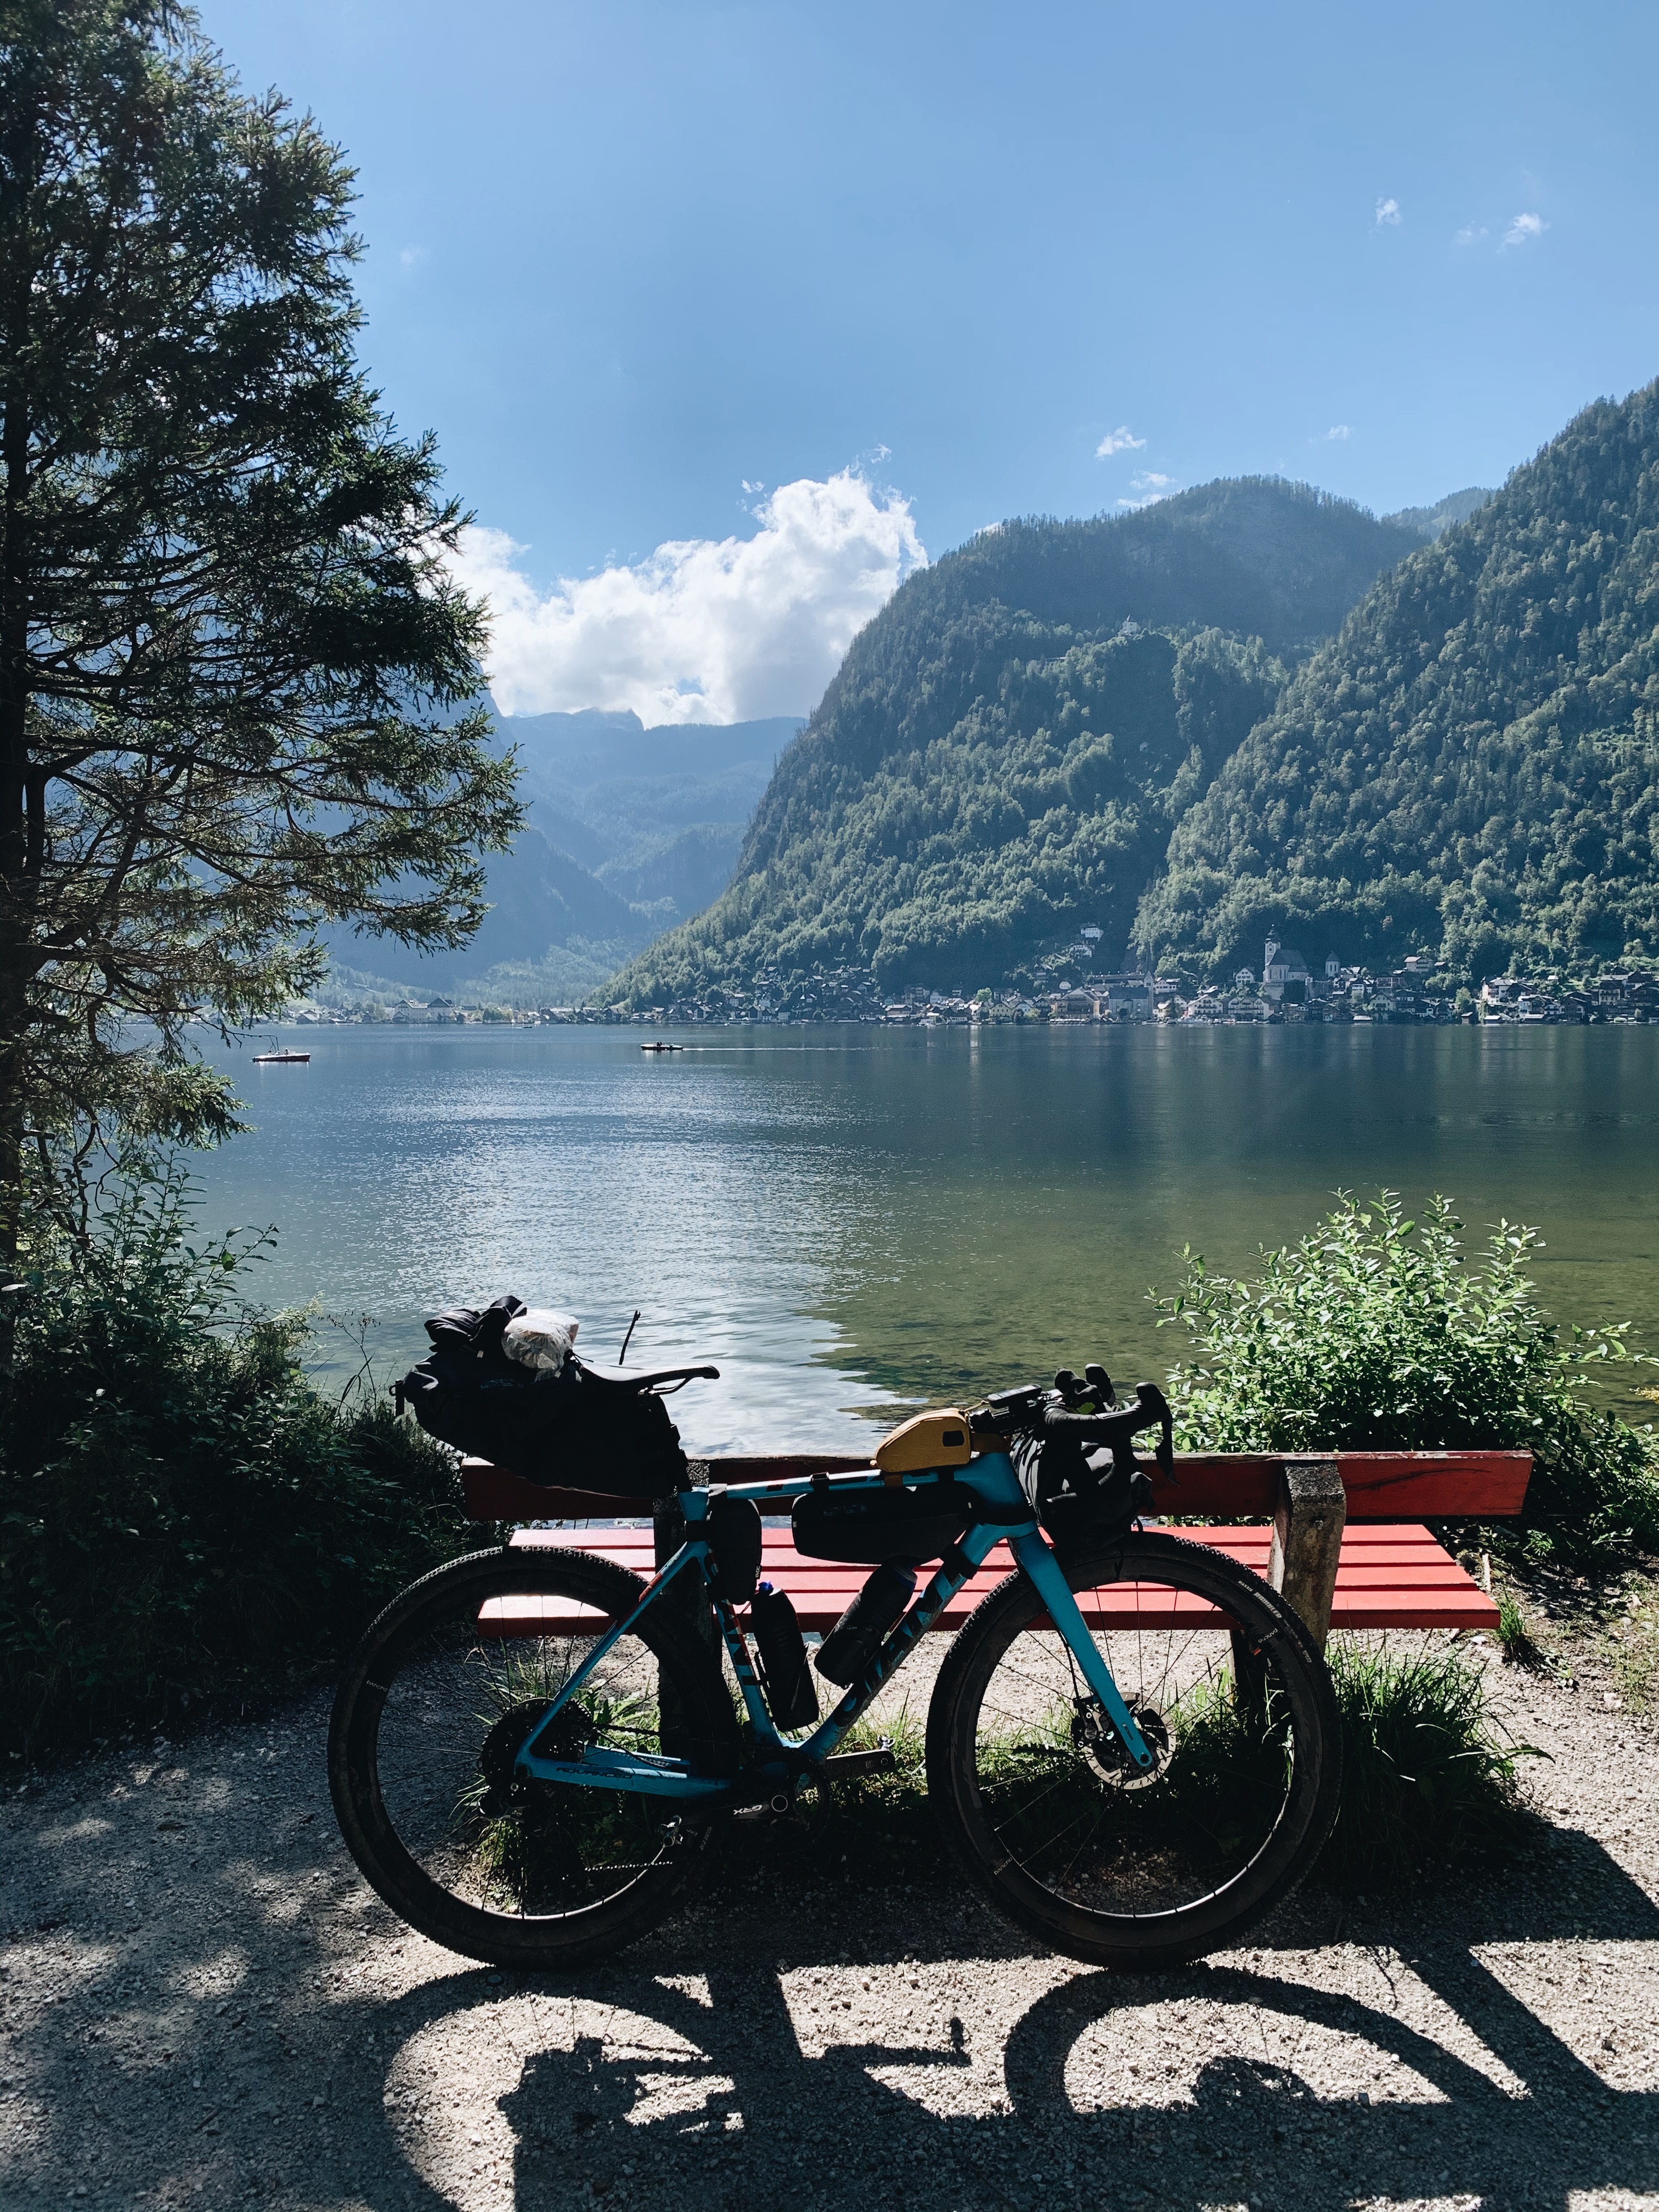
1132 383 1659 978
607 481 1421 1001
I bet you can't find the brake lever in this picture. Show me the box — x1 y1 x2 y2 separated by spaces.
1133 1381 1177 1485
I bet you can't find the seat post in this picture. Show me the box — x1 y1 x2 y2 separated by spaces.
654 1464 715 1756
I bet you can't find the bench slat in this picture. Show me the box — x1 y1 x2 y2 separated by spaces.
460 1447 1530 1525
1158 1451 1532 1520
492 1521 1499 1634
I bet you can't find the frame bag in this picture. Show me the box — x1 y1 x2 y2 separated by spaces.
791 1474 971 1566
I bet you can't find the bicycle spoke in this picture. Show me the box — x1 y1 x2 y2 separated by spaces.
966 1566 1305 1921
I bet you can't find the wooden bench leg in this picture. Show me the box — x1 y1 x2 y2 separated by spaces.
1267 1457 1346 1651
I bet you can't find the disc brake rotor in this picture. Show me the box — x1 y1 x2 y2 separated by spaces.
478 1697 560 1814
1072 1696 1175 1791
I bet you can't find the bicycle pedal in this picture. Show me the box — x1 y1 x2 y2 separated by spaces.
823 1741 896 1778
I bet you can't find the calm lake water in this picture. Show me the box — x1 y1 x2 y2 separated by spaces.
187 1022 1659 1453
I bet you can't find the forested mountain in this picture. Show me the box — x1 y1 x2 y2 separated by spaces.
606 481 1423 1000
1132 383 1659 978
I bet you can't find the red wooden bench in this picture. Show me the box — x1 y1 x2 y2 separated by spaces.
460 1447 1531 1647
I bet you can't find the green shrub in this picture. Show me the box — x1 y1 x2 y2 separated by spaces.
1153 1192 1659 1564
0 1165 473 1757
1319 1638 1540 1891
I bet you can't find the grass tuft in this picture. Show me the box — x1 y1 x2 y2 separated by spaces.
1318 1636 1542 1892
1493 1588 1545 1668
719 1633 1540 1901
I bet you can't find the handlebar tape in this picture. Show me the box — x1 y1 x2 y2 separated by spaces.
1043 1383 1176 1481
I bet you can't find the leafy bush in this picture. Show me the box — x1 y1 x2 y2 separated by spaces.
0 1165 473 1758
1154 1192 1659 1562
1320 1638 1539 1891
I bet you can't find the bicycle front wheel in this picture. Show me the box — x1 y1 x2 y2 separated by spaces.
329 1546 739 1969
926 1531 1340 1968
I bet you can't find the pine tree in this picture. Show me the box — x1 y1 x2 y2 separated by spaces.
0 0 518 1246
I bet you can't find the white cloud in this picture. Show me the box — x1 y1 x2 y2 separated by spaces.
1375 196 1402 226
398 245 426 270
453 469 927 724
1453 223 1489 247
1095 425 1147 458
1319 424 1352 442
1502 211 1547 248
1116 471 1178 510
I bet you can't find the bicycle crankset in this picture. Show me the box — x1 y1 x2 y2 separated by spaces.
727 1742 834 1829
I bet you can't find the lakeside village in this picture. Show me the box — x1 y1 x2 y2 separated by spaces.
296 936 1659 1030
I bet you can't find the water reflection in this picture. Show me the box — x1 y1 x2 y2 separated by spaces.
189 1023 1659 1449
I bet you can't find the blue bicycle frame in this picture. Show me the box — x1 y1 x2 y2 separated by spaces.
508 1449 1156 1801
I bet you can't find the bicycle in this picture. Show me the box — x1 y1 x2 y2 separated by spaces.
329 1363 1341 1972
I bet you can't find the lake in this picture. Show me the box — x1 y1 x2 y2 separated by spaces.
187 1022 1659 1453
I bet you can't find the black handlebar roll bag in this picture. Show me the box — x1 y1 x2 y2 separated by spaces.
399 1297 688 1495
1009 1397 1158 1550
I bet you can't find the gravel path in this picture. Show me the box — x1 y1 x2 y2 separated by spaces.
3 1639 1657 2212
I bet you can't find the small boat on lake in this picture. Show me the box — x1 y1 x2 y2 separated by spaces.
641 1041 684 1053
253 1049 311 1064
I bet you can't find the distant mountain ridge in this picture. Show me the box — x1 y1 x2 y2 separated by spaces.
501 703 798 918
1382 487 1495 540
320 707 799 1006
604 478 1426 1002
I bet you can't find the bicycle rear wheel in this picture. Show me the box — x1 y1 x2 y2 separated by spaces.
329 1547 738 1968
926 1531 1340 1967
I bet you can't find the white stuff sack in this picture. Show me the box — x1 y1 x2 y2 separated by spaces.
501 1308 581 1374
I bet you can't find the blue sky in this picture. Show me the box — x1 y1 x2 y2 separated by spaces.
202 0 1659 722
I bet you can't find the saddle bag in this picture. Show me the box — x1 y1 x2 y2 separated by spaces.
791 1474 972 1566
398 1296 688 1496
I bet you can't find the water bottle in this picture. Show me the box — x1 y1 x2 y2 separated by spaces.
749 1583 819 1728
814 1562 917 1686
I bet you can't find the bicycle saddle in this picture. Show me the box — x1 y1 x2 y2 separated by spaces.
575 1360 720 1394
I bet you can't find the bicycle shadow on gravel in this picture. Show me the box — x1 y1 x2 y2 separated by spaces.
358 1825 1659 2212
8 1736 1656 2212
